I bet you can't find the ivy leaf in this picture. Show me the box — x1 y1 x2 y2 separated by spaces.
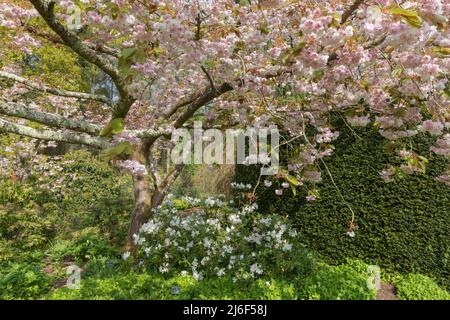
121 47 138 60
100 118 125 137
282 42 307 66
119 48 138 81
281 169 300 187
388 7 422 28
418 155 429 164
291 185 297 197
258 23 269 35
99 142 133 161
433 47 450 56
388 7 419 18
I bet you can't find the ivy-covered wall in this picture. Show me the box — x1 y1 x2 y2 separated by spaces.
234 120 450 289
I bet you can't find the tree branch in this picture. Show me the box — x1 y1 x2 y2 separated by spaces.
0 118 110 148
29 0 119 81
28 0 135 118
161 90 204 119
341 0 365 25
139 82 234 172
158 164 184 193
200 65 216 92
0 100 101 135
23 23 121 58
327 33 387 65
172 82 233 129
0 71 112 106
129 126 174 139
151 164 184 207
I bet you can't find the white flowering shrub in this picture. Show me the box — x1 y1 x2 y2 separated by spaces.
135 196 310 282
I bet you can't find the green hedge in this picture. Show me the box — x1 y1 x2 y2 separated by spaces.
235 119 450 290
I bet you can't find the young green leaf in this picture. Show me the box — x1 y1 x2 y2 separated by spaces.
100 118 125 137
388 7 422 28
99 141 133 161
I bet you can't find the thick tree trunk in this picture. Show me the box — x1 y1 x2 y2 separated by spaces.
127 173 152 250
127 176 171 251
126 143 184 251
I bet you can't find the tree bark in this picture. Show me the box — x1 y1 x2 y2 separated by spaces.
128 172 152 250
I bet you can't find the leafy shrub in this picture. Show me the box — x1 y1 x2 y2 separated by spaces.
45 268 304 300
47 228 120 264
0 262 52 300
234 120 450 290
0 178 53 207
394 274 450 300
1 148 133 246
46 259 376 300
299 260 377 300
0 204 58 261
44 150 133 240
134 195 315 282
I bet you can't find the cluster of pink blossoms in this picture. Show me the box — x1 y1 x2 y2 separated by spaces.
0 0 448 187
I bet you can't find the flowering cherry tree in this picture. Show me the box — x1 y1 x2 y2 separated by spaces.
0 0 448 247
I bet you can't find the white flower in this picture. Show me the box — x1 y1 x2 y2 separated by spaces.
132 233 146 245
159 264 169 273
204 198 215 207
228 214 241 225
282 243 293 251
141 220 161 234
241 203 258 214
245 233 263 244
217 268 226 277
250 263 263 275
222 245 233 254
264 180 273 187
203 237 211 248
201 257 210 265
192 271 203 281
122 251 131 260
346 231 356 238
181 270 188 277
289 229 298 237
275 189 283 196
231 182 252 190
